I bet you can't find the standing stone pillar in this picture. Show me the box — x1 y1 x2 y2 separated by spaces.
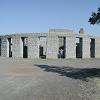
28 35 39 58
65 35 76 59
95 37 100 58
82 36 90 58
46 33 59 59
1 38 7 57
7 38 9 57
20 37 23 58
12 36 22 58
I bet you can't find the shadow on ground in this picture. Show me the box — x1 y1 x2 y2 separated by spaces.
35 64 100 81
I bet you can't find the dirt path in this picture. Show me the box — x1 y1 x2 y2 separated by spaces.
0 58 99 100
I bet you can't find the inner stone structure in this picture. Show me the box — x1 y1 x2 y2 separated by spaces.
0 28 100 59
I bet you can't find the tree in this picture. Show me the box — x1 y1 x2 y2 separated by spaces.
89 7 100 25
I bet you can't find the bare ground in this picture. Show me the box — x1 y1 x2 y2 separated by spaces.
0 57 100 100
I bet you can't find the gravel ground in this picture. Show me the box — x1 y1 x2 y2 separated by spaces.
0 57 100 100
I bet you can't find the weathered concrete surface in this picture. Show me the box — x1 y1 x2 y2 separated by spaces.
0 58 100 100
12 36 21 58
1 38 7 57
0 29 100 59
46 33 59 59
28 36 39 59
65 36 76 58
83 36 90 58
95 37 100 58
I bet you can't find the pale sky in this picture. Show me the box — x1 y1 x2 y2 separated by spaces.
0 0 100 35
